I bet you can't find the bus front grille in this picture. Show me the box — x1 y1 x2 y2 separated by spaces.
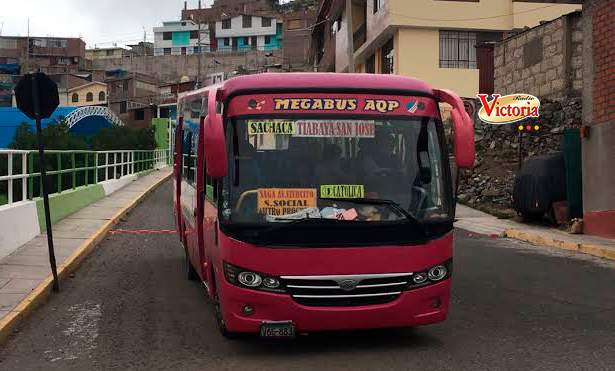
280 273 413 307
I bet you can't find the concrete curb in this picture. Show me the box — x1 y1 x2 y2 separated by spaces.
0 170 173 345
504 229 615 261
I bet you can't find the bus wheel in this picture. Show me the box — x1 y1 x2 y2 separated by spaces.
185 248 198 281
212 282 239 339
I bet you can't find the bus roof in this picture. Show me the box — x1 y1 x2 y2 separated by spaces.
179 73 436 102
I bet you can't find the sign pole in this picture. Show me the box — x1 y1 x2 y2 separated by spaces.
31 74 60 292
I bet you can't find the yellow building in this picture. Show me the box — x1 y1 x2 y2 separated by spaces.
63 82 108 107
85 47 132 60
332 0 581 98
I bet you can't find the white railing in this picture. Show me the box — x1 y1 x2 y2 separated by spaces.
0 149 169 207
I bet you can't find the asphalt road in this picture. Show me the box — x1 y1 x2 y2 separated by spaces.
0 180 613 371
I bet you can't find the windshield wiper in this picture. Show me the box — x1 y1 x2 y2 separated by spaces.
318 197 426 237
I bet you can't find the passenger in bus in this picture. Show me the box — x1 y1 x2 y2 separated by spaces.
360 131 399 177
313 144 352 184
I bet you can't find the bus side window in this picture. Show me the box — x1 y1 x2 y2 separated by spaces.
182 131 193 183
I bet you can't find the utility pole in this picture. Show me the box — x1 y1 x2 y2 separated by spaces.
345 0 355 73
143 27 147 73
26 19 30 73
197 19 202 89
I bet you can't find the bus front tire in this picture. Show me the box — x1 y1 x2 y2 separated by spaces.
212 282 240 339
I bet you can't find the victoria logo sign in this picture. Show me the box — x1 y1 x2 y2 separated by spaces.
476 94 540 124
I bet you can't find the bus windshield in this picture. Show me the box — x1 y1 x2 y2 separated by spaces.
220 116 453 245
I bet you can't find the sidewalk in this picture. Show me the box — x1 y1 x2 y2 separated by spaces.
0 167 172 342
455 204 615 260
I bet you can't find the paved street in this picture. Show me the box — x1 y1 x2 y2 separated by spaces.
0 180 613 371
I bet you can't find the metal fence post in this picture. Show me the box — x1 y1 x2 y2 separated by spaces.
85 153 89 186
7 153 13 204
22 153 27 202
57 153 62 193
105 152 109 181
28 153 33 199
71 152 76 190
95 152 99 184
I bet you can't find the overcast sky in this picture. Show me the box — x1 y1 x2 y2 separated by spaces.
0 0 214 47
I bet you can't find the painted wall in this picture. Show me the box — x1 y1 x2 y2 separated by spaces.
215 15 277 38
66 83 107 107
396 28 478 98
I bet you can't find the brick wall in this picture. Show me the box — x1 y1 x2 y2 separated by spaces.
592 0 615 124
494 11 582 98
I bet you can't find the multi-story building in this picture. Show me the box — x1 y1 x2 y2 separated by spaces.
309 0 337 72
126 41 154 57
105 70 159 128
215 14 282 52
85 47 132 61
314 0 581 98
153 19 210 56
0 36 85 74
282 9 317 70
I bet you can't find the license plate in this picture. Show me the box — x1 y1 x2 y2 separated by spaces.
260 321 295 338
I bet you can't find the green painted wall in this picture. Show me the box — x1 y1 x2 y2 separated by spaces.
172 32 190 47
36 184 105 233
152 118 169 149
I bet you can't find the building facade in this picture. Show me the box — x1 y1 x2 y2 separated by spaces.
318 0 581 98
86 47 132 61
215 14 282 52
64 82 108 107
153 20 210 56
0 36 85 74
282 9 318 70
105 71 159 128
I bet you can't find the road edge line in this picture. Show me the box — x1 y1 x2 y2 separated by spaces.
0 170 173 345
503 229 614 261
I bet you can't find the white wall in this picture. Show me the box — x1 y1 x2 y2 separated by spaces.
215 15 276 38
0 201 40 261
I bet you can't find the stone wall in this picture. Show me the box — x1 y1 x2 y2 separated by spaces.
494 11 582 98
89 49 285 84
456 97 582 209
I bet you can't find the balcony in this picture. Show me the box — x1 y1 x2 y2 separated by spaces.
353 23 366 52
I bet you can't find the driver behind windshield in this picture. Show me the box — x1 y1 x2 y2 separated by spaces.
361 129 400 177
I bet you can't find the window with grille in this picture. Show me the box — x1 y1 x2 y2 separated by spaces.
262 17 272 27
243 15 252 28
381 37 394 74
190 31 198 39
222 19 231 29
439 30 477 69
163 32 172 40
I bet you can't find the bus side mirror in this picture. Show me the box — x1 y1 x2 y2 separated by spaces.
434 88 475 169
203 89 228 177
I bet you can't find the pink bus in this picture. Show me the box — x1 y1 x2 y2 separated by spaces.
174 73 474 338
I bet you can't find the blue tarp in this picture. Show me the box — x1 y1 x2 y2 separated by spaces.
0 64 20 75
0 107 77 148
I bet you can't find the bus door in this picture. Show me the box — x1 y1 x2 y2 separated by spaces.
197 96 216 291
180 99 201 273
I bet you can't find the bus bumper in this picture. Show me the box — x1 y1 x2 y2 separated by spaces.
218 278 451 333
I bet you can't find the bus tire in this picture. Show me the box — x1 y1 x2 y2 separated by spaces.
185 248 199 281
212 279 240 340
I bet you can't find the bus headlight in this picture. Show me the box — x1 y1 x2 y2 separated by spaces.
223 262 285 293
406 260 452 290
428 265 447 281
413 273 428 284
238 271 262 287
